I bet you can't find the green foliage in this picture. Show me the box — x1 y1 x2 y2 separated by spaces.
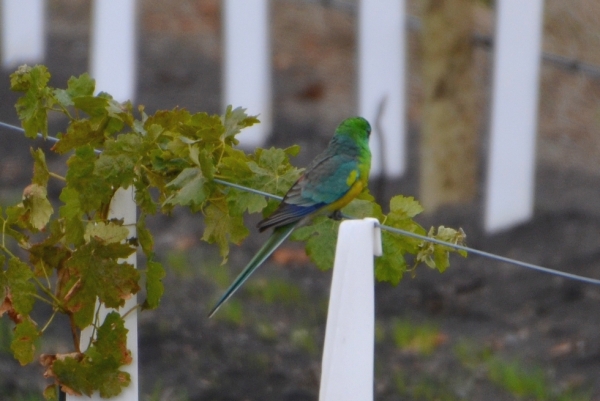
46 312 131 398
245 278 304 306
293 192 466 285
1 65 466 398
212 299 244 326
290 327 319 355
391 319 442 356
10 319 39 365
394 370 462 401
455 341 591 401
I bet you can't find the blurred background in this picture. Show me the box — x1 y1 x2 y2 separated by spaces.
1 0 600 400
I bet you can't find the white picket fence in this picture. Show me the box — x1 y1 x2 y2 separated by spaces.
0 0 545 399
0 0 547 234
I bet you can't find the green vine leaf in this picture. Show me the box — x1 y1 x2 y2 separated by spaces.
0 254 7 300
202 201 250 262
49 312 131 397
10 64 53 138
143 258 165 310
136 215 154 255
58 187 85 246
247 147 303 198
164 167 208 207
6 258 36 317
63 239 138 328
52 119 104 154
11 318 40 365
64 145 114 214
226 189 268 215
291 216 339 270
95 133 147 189
43 384 58 401
375 195 428 284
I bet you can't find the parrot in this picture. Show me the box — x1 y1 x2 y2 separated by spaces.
208 116 372 318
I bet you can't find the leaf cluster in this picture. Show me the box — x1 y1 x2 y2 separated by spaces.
1 65 466 399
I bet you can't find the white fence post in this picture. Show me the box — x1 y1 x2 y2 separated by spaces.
358 0 407 178
319 218 382 401
223 0 271 148
1 0 45 68
67 187 138 401
90 0 138 102
484 0 544 233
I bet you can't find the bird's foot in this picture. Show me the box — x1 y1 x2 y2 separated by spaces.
329 210 343 221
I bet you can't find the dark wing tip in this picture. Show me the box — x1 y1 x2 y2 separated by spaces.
207 305 219 318
207 296 226 318
256 218 271 232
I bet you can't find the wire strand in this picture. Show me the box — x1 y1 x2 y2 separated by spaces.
2 120 600 286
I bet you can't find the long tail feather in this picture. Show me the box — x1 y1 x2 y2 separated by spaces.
207 222 298 318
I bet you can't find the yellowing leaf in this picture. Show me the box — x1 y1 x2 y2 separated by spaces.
22 183 53 231
416 226 467 272
31 148 50 186
222 105 260 143
389 195 424 219
84 221 129 244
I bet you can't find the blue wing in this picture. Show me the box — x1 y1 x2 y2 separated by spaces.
257 140 359 232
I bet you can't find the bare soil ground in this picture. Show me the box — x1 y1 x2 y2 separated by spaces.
1 1 600 400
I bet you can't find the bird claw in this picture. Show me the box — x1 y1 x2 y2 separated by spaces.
329 210 343 221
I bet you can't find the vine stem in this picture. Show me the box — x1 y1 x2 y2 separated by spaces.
49 171 66 181
1 221 17 260
86 302 103 351
40 309 58 333
32 276 61 306
68 313 81 354
121 303 140 320
31 292 55 307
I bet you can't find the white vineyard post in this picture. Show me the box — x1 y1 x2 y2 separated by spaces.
319 218 382 401
223 0 271 148
67 187 138 401
90 0 138 102
358 0 407 178
484 0 544 233
1 0 45 68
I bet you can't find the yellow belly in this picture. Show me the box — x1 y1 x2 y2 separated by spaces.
324 180 365 212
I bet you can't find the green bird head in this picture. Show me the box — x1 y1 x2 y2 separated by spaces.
330 116 372 188
335 116 372 144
